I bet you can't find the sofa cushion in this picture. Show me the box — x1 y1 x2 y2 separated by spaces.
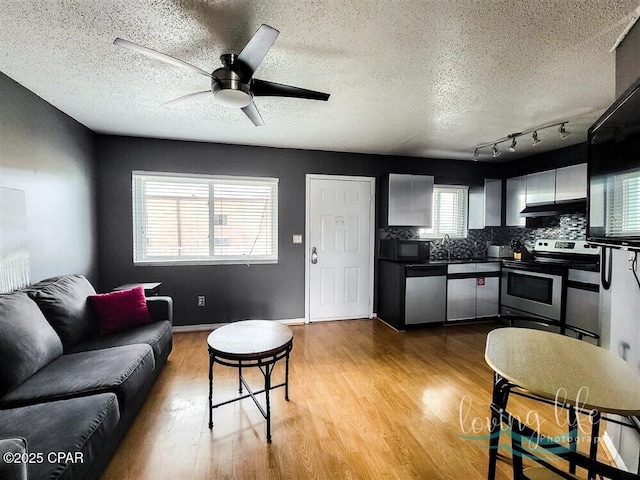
89 286 152 336
0 393 120 480
0 437 28 480
0 292 63 397
68 320 172 364
0 344 155 413
26 275 98 350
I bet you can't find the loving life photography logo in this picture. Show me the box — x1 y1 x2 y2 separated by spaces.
458 386 601 457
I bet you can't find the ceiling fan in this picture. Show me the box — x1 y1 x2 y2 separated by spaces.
114 24 330 126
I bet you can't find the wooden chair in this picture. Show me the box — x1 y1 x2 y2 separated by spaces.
491 405 640 480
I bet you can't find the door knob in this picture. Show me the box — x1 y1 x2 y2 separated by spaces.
311 247 318 264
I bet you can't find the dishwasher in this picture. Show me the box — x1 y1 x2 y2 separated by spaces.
404 265 447 325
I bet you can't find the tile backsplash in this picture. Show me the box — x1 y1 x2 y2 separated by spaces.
380 213 587 260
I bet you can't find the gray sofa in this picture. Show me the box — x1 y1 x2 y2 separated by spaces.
0 275 173 480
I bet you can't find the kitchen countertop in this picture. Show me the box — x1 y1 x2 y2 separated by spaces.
379 257 506 266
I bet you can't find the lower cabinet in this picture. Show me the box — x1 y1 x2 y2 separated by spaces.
447 263 500 321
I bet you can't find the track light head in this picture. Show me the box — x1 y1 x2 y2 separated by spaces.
532 131 541 146
559 123 569 139
492 144 501 158
508 138 517 152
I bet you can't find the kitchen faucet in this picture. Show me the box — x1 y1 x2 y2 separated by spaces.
441 234 451 260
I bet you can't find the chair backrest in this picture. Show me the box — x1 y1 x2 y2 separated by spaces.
492 405 639 480
501 315 600 345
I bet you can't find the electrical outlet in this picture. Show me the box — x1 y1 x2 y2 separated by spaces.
197 296 205 307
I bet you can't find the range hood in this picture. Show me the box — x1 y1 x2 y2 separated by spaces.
520 199 586 218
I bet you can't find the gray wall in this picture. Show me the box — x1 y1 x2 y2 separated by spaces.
0 72 98 284
95 135 501 326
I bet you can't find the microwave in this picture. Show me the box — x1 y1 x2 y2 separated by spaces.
379 239 430 262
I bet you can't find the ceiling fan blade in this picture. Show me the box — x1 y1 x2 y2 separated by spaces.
241 100 264 126
162 90 213 108
234 24 279 81
252 79 330 101
114 38 212 78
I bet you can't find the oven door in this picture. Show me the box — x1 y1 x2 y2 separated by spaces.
501 267 563 321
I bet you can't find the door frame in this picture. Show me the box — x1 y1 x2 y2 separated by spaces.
304 174 376 324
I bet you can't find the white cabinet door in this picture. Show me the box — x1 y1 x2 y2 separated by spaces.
447 278 477 321
468 179 502 229
526 170 556 205
476 276 499 318
506 175 526 226
555 164 587 202
387 174 434 227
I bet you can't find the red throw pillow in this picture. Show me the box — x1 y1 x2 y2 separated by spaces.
89 286 152 335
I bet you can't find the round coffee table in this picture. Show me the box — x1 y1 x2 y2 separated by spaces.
207 320 293 442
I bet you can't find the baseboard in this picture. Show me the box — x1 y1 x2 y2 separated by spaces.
172 318 306 332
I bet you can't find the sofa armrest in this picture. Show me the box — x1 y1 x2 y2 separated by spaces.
0 437 28 480
146 296 173 324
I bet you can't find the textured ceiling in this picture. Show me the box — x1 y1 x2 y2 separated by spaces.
1 0 639 161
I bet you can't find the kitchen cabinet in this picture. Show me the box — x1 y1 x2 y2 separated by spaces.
506 175 526 226
565 268 599 335
447 263 500 321
468 179 502 229
380 174 434 227
555 163 587 202
526 170 556 205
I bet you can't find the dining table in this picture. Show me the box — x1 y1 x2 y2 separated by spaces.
484 327 640 480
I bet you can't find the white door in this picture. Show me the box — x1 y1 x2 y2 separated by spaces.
306 175 375 322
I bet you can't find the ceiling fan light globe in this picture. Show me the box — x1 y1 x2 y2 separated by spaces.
214 89 252 108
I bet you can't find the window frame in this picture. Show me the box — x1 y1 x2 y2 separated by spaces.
418 185 469 240
132 171 278 266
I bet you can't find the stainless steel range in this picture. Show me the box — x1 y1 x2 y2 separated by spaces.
500 239 600 323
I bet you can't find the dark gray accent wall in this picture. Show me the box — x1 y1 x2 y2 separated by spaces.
0 72 98 284
96 135 502 326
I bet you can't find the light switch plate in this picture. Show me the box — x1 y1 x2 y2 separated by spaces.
292 234 303 244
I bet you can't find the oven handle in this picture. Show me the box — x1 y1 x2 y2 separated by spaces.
502 267 563 280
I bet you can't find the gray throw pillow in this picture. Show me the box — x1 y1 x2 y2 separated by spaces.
0 292 63 396
27 275 98 350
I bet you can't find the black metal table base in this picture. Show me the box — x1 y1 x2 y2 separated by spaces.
208 345 291 443
487 372 603 480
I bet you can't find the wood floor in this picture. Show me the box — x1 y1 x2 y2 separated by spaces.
100 320 603 480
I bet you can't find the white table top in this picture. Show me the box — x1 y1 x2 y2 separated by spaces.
485 328 640 416
208 320 293 360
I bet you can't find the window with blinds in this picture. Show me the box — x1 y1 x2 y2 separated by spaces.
132 172 278 265
605 170 640 238
419 185 469 239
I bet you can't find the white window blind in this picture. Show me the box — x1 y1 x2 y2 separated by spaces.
605 169 640 238
132 172 278 265
419 185 469 239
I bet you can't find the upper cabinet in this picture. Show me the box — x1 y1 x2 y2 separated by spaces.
555 163 587 202
380 174 434 227
526 170 556 205
469 179 502 229
506 175 527 227
525 164 587 205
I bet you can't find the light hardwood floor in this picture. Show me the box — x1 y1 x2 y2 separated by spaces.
101 320 603 480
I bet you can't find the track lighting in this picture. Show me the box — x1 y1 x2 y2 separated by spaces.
472 120 568 160
559 123 569 139
532 131 541 146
